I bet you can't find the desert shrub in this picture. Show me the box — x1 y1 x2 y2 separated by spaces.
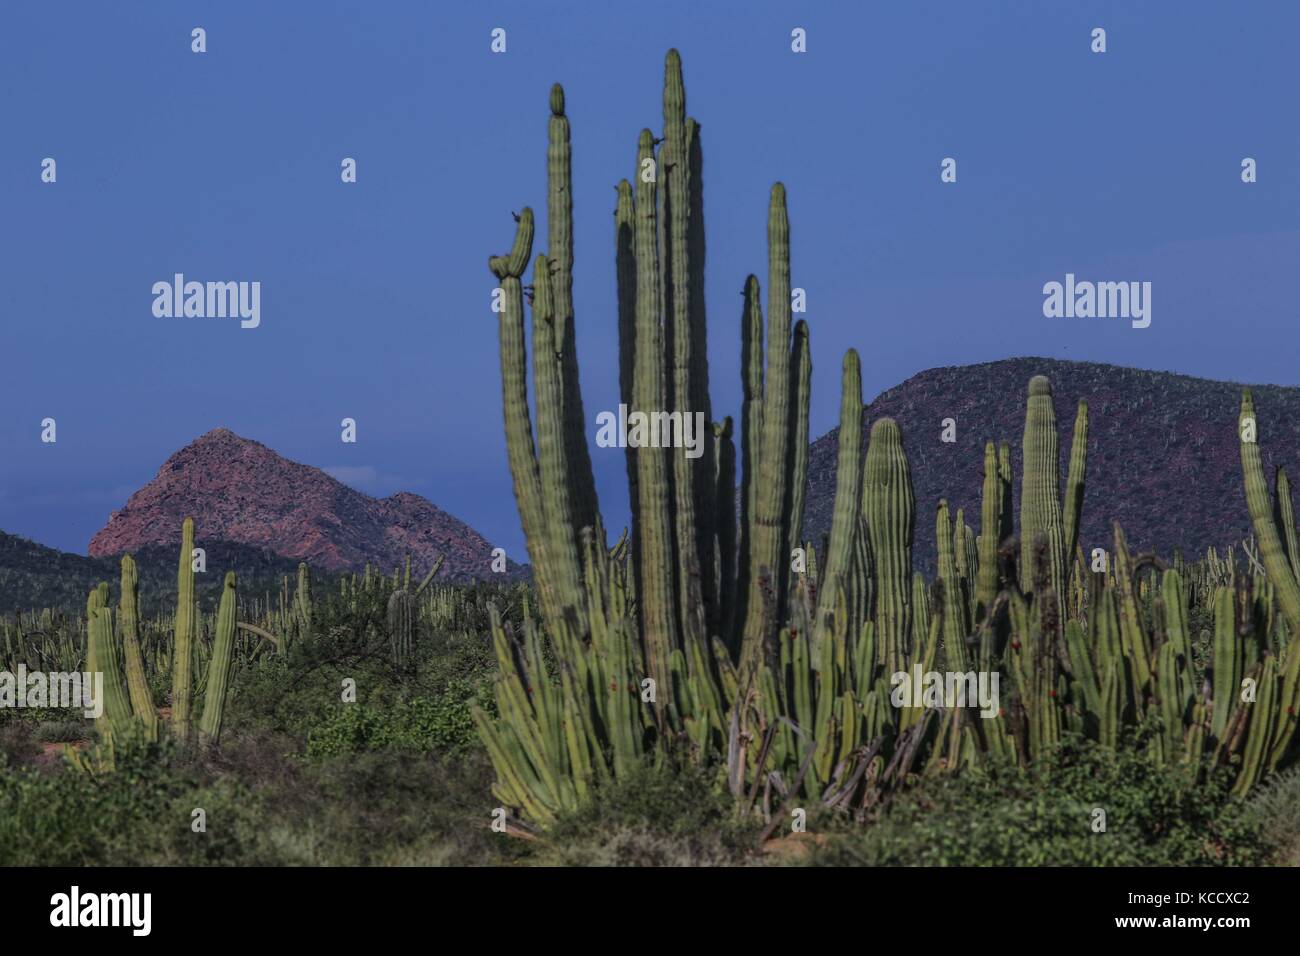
305 678 488 758
0 737 270 866
535 760 760 866
807 734 1266 867
1244 766 1300 866
30 719 89 743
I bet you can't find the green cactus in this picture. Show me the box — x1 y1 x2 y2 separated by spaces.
863 418 914 676
388 588 415 668
118 555 157 741
975 442 1001 622
812 350 863 659
740 184 803 674
171 516 197 740
198 572 238 750
1019 376 1066 597
87 606 133 749
1239 390 1300 635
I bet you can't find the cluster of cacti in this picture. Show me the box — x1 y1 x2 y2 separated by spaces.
475 50 1300 830
21 519 255 770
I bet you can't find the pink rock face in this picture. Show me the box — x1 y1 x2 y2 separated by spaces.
87 428 507 581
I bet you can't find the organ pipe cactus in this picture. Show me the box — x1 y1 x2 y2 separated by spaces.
171 516 197 740
86 606 133 749
118 555 158 741
476 48 1300 827
1019 376 1066 597
198 572 238 750
863 418 914 676
812 350 863 656
388 588 415 668
1239 390 1300 635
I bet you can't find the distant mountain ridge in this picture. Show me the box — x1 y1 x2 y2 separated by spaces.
1 530 310 614
801 358 1300 572
87 428 515 581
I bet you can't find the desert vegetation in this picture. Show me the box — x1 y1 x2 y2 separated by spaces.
2 51 1300 868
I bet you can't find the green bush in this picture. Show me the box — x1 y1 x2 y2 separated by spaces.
536 760 761 866
305 678 488 758
807 734 1267 866
1244 766 1300 865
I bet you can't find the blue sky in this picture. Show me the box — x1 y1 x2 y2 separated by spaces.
2 0 1298 558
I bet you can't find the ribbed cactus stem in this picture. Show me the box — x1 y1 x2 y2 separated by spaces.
1062 399 1089 569
632 127 678 684
740 184 796 673
975 440 1001 621
531 252 587 622
87 605 133 748
685 115 715 634
660 50 707 646
1275 467 1300 582
198 571 238 750
171 517 197 741
786 320 812 568
813 350 863 652
548 81 600 546
936 500 969 672
733 274 764 653
863 417 914 675
294 562 312 642
1239 390 1300 634
494 208 560 631
118 555 157 740
1019 375 1066 596
387 587 415 669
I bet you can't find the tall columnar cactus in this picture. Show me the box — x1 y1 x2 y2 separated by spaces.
293 562 312 644
531 250 589 637
974 441 1001 621
862 418 914 675
198 572 238 750
740 184 802 673
1275 467 1300 581
786 321 812 574
87 606 133 749
734 275 764 654
661 51 711 645
171 516 197 740
547 83 600 547
1062 399 1089 574
1210 585 1242 739
1239 390 1300 636
118 555 157 741
629 127 679 684
812 350 863 653
1019 376 1066 597
935 500 969 671
388 588 415 668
